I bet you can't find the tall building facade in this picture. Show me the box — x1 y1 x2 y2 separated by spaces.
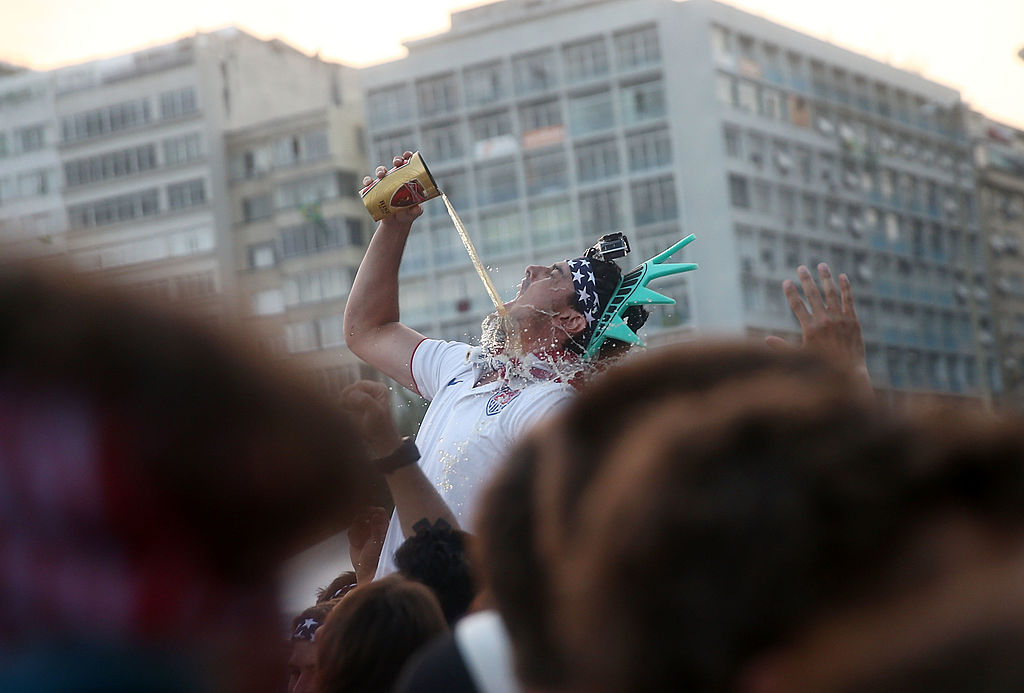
360 0 995 398
970 113 1024 409
226 71 375 396
1 29 360 323
0 68 66 263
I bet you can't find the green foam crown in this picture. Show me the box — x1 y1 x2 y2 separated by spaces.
584 234 698 360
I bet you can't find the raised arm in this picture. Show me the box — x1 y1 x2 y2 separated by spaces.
341 380 460 539
767 263 872 392
344 152 428 391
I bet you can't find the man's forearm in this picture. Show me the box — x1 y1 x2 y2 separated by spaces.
344 218 411 349
385 464 460 538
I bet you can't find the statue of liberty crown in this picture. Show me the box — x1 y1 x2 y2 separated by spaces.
584 234 698 360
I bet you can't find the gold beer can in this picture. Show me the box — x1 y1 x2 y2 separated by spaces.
359 151 441 221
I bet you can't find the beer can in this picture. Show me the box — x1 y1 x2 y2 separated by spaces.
359 151 440 221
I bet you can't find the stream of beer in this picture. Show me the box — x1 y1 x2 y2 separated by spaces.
441 192 521 356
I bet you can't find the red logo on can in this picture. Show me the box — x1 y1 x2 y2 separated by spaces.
390 180 429 208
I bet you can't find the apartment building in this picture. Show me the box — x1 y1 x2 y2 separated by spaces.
0 68 66 263
971 113 1024 409
227 68 375 395
359 0 994 398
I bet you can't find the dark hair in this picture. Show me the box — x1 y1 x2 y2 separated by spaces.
475 440 563 688
394 519 476 627
479 342 858 690
316 576 447 693
556 377 1024 693
565 255 649 359
316 571 358 604
0 265 374 580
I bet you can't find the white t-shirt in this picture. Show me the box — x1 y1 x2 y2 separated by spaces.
374 339 572 579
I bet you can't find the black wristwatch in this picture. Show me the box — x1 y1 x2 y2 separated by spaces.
374 436 421 475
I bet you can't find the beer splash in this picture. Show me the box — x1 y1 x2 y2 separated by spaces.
441 192 521 356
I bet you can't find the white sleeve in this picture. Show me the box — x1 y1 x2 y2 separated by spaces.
410 339 473 401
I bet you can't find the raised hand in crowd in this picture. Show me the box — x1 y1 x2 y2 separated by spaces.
766 262 870 389
347 506 389 584
340 380 460 542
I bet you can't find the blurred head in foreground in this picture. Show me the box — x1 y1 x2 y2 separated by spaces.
0 266 372 692
476 342 864 691
549 355 1024 693
316 575 447 693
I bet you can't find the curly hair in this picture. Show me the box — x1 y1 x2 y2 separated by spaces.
394 519 476 626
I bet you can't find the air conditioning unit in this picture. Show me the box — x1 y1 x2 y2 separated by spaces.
817 118 835 136
844 171 860 189
775 152 792 173
828 212 844 230
990 236 1006 254
857 263 873 281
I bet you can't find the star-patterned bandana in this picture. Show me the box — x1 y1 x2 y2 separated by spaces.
568 257 599 327
293 617 323 642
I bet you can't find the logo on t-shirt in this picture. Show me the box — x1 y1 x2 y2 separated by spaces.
485 385 521 416
446 377 463 387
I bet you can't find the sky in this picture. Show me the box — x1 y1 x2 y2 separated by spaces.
1 0 1022 129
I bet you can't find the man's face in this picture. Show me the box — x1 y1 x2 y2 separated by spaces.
287 640 318 693
502 260 586 351
508 261 577 314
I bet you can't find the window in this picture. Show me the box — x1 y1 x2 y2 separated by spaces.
242 193 273 222
711 25 732 62
282 268 352 306
68 188 160 229
464 62 504 106
614 26 660 70
65 143 158 187
318 316 345 349
61 98 150 143
159 87 197 119
249 243 276 269
529 197 574 248
372 131 416 168
513 50 557 94
469 111 513 142
569 90 614 135
728 174 750 209
422 124 464 162
475 160 518 206
575 138 620 182
632 178 677 226
428 169 467 219
524 149 568 195
759 88 785 120
302 130 330 160
737 80 758 112
16 169 52 197
479 208 524 257
0 133 7 158
723 126 742 158
279 216 359 259
432 223 461 267
167 179 206 210
753 180 772 213
716 73 736 106
563 37 609 83
275 172 343 209
285 321 318 353
14 124 45 153
578 188 622 234
416 74 459 117
627 127 671 171
163 133 203 166
251 289 284 316
367 84 413 125
620 79 665 125
520 100 562 131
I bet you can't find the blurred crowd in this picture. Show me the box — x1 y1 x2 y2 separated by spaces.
5 161 1024 693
